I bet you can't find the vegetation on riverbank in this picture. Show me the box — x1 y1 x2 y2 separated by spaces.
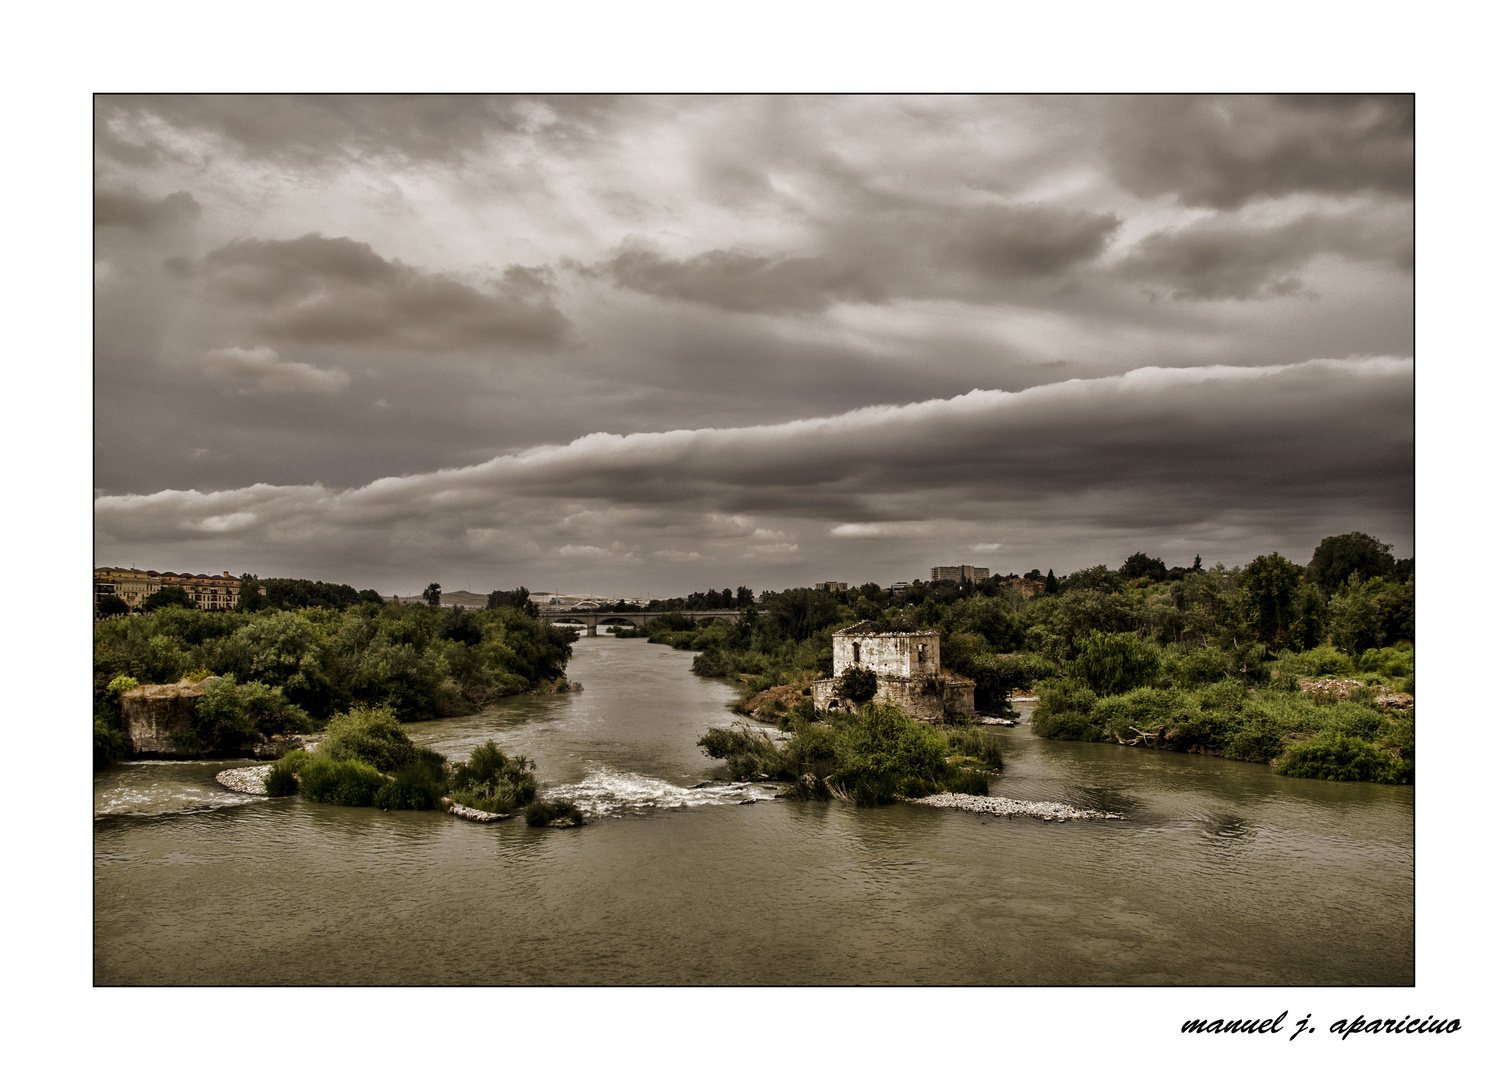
672 532 1412 784
698 701 1003 806
93 598 578 745
261 707 581 819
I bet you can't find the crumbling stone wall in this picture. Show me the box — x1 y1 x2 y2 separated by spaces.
812 673 974 722
831 623 939 680
119 678 213 756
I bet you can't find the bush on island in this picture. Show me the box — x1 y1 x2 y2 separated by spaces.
298 756 387 806
318 705 417 772
374 759 446 810
524 800 583 826
698 702 1004 807
450 739 536 814
264 749 305 796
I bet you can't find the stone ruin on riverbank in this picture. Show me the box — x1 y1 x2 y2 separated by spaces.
811 621 975 722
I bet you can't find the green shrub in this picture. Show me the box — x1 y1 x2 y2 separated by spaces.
298 756 387 805
375 762 444 810
1163 646 1231 689
1357 645 1411 678
831 703 951 806
1032 709 1104 741
941 768 991 796
264 750 304 796
1273 733 1412 783
1067 631 1162 695
450 739 537 813
945 725 1004 770
318 705 417 771
106 674 140 696
1279 644 1353 677
525 800 584 826
696 724 791 780
1090 687 1183 740
1030 678 1104 741
835 666 879 704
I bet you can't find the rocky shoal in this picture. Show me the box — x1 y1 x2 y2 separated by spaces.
216 763 274 795
910 791 1123 822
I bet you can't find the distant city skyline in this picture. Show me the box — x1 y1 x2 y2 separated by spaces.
94 95 1413 596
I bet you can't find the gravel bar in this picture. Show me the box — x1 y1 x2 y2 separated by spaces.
910 791 1123 821
445 801 510 822
215 764 274 795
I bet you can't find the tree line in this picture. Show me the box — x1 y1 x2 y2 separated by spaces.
627 531 1414 784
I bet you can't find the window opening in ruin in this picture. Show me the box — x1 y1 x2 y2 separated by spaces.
853 642 861 664
918 644 928 664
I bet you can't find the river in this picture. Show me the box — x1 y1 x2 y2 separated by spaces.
93 636 1413 985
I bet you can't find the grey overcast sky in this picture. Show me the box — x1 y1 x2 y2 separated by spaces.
93 94 1413 596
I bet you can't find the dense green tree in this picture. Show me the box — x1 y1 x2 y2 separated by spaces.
1067 631 1163 695
1328 574 1383 655
1376 580 1415 645
1062 565 1122 592
236 575 266 612
1119 552 1167 582
487 585 537 616
141 586 195 612
1308 532 1396 596
1240 553 1304 648
96 594 130 618
423 583 443 607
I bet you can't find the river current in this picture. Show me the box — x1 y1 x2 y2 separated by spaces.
94 636 1413 985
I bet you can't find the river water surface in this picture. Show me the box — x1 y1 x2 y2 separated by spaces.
94 636 1413 984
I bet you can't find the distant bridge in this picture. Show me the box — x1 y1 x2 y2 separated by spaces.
537 609 744 636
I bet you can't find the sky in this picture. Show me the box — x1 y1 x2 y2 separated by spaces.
93 94 1414 597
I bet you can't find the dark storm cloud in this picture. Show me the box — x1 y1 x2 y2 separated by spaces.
1104 95 1413 209
948 205 1122 279
98 94 529 166
597 244 884 313
93 96 1413 590
95 358 1412 585
597 203 1122 314
1121 207 1414 300
195 234 568 349
94 187 201 231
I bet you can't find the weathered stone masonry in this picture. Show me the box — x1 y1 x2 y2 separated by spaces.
811 621 974 722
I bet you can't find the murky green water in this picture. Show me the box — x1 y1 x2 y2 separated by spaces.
94 637 1413 985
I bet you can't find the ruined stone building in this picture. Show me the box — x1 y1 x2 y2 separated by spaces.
811 621 974 722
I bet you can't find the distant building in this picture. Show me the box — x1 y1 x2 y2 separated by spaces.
888 581 912 593
814 581 848 593
931 564 990 584
1003 575 1046 598
811 621 974 722
95 567 247 612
